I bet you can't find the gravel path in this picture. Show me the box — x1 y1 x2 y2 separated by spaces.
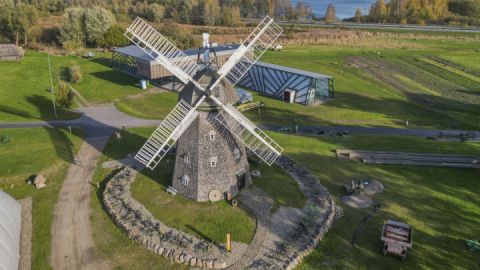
50 136 111 270
19 197 32 270
228 188 274 270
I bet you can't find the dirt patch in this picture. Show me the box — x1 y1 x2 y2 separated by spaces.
364 180 384 196
341 195 373 209
19 197 32 270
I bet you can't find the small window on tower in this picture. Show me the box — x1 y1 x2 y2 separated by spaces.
209 131 215 141
184 155 190 164
210 156 217 167
234 148 240 160
181 175 190 186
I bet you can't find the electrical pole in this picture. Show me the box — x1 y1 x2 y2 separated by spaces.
47 54 58 119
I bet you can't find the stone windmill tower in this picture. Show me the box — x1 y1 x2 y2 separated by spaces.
125 16 284 201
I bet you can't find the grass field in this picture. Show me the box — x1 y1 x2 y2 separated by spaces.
0 127 83 270
90 127 256 269
0 50 142 122
115 91 178 120
266 132 480 270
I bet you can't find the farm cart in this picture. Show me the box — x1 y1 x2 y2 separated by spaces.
381 220 413 261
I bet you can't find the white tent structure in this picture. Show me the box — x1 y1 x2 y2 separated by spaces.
0 191 21 270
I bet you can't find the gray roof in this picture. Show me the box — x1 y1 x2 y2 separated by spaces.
0 44 24 57
114 44 240 63
253 61 332 80
114 44 332 80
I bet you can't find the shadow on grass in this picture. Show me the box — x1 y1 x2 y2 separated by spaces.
90 70 139 87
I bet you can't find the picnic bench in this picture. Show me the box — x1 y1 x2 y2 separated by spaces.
381 220 413 261
166 186 177 196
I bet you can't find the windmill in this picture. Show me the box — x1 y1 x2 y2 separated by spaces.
125 16 284 201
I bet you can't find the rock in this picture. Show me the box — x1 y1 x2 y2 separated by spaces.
157 247 164 255
205 260 214 268
213 260 227 269
34 174 46 185
183 254 192 264
174 254 182 263
189 257 197 266
196 259 203 267
35 182 46 189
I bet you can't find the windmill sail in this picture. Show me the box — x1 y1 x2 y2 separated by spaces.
214 103 283 166
135 99 201 169
125 17 202 87
212 16 283 88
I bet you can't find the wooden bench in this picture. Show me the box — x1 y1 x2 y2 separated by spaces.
166 186 177 196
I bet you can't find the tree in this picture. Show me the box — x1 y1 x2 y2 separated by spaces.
59 7 86 48
355 8 363 23
369 0 387 23
221 4 241 27
84 6 116 46
202 0 220 25
0 0 14 43
148 3 165 22
55 80 75 109
99 25 129 48
325 4 336 23
14 3 38 46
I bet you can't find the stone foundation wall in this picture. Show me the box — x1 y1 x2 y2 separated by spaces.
102 167 228 269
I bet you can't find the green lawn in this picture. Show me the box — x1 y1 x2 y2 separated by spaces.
115 91 178 119
250 162 306 211
90 127 255 269
0 127 84 270
265 132 480 270
0 50 142 122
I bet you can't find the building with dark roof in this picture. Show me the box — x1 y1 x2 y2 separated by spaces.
112 44 334 105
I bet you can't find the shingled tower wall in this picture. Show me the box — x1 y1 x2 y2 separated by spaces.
172 69 251 201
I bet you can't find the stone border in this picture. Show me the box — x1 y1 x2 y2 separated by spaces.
278 156 336 270
102 167 228 269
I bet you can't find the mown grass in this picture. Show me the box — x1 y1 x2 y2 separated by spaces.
90 127 255 269
115 91 178 119
266 131 480 270
0 50 142 122
0 127 84 270
250 162 306 211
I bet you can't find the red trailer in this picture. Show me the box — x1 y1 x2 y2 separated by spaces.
381 220 413 261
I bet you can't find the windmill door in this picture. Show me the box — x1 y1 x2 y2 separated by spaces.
236 172 246 190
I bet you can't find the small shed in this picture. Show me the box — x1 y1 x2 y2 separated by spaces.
0 44 24 61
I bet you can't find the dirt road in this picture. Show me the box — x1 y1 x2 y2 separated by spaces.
50 136 111 270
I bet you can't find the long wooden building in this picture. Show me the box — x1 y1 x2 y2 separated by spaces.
112 44 334 105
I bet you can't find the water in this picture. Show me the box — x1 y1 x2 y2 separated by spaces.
291 0 375 19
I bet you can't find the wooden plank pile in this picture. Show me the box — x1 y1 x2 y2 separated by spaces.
336 150 480 169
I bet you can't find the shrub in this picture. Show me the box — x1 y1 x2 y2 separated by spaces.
66 65 82 82
55 80 75 109
99 25 129 48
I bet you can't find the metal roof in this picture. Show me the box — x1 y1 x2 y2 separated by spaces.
114 44 240 63
0 191 21 270
253 61 332 80
114 44 332 80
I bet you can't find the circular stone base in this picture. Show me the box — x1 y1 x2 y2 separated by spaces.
341 195 373 209
251 170 261 178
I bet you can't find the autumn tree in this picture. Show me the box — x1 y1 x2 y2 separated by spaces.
202 0 220 25
355 8 363 23
148 3 165 22
84 6 116 46
325 4 336 23
59 7 86 48
369 0 388 23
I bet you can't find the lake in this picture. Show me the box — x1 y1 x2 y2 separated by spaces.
291 0 375 19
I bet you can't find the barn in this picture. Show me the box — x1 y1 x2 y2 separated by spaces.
112 44 334 105
0 44 24 61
